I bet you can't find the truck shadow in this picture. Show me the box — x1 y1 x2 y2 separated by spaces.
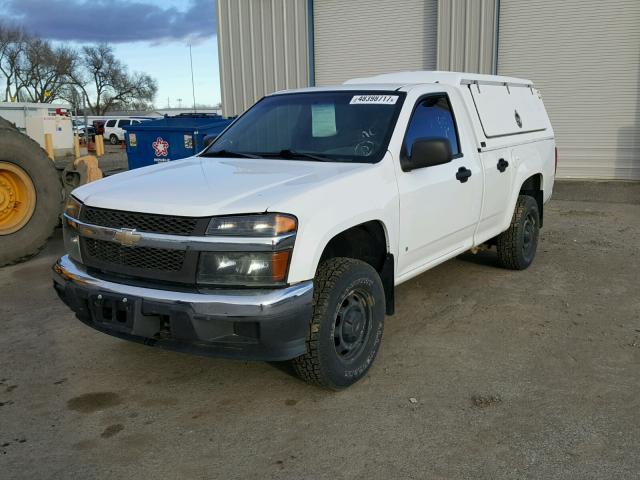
267 360 298 377
107 338 311 390
455 250 500 267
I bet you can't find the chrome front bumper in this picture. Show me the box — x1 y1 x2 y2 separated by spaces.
52 255 314 361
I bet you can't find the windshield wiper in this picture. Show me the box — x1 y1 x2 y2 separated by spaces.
200 149 262 159
260 149 331 162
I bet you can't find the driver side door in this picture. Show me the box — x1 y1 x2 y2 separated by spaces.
395 93 483 279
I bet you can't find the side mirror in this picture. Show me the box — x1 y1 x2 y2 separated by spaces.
401 137 452 172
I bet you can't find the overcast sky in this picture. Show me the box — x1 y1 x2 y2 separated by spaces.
1 0 221 107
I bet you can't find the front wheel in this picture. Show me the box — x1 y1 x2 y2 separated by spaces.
292 258 385 390
496 195 540 270
109 134 119 145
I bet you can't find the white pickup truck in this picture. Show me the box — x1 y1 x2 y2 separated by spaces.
53 71 555 389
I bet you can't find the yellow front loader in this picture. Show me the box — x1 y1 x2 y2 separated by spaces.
0 117 103 266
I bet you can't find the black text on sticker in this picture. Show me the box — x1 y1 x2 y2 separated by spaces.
350 95 398 105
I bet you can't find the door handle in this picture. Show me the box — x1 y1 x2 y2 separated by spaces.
497 158 509 173
456 167 472 183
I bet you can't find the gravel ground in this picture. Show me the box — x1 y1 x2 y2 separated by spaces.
97 144 129 175
0 181 638 479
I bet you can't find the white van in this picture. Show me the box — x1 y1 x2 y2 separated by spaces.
103 118 146 145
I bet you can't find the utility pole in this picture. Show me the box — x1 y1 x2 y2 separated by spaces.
83 95 88 138
189 44 196 113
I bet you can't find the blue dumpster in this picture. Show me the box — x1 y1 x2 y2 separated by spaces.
123 113 233 170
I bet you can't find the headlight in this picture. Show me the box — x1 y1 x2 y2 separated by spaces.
63 196 83 262
63 219 82 263
64 196 83 220
206 213 296 237
197 251 290 286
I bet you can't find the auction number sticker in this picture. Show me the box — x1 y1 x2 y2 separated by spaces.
350 94 399 105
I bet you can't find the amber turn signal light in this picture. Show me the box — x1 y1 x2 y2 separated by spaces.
271 250 290 282
275 215 297 235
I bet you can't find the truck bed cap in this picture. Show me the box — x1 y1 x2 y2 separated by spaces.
272 83 407 95
344 70 533 88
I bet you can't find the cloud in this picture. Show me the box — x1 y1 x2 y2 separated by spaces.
1 0 216 43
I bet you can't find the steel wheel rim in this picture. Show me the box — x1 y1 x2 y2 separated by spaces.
333 288 373 361
522 212 536 260
0 162 36 235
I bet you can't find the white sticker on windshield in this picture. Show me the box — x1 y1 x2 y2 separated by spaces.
312 103 337 137
350 94 399 105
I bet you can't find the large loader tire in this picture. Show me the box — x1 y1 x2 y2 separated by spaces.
0 120 62 266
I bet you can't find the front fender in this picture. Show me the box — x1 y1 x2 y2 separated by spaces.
281 158 399 284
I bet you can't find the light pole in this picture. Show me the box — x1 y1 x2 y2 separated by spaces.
189 44 196 113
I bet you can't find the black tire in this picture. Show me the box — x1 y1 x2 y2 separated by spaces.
292 257 385 390
496 195 540 270
0 126 62 267
0 117 17 131
109 134 119 145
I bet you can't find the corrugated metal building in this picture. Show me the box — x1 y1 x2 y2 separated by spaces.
216 0 640 180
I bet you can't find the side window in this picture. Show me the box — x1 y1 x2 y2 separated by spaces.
105 120 116 127
404 95 461 159
118 119 131 127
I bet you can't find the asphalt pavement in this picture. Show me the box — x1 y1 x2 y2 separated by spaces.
1 181 639 479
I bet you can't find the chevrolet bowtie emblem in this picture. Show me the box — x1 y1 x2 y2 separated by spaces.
113 228 141 246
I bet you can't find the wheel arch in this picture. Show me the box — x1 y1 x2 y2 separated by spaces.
315 219 395 315
518 172 544 227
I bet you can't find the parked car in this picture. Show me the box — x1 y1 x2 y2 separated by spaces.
53 71 556 389
72 120 88 134
77 125 96 139
103 118 147 145
71 120 95 139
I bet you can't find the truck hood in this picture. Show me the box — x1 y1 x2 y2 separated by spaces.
73 156 369 216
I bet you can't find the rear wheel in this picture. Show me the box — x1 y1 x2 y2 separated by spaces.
292 258 385 390
0 125 62 266
109 134 119 145
496 195 540 270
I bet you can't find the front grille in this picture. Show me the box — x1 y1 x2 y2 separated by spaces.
78 207 207 283
81 206 201 236
85 238 185 272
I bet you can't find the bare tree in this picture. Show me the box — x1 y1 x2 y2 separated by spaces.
16 39 75 102
0 24 75 103
1 27 157 111
0 23 29 101
57 84 83 112
71 44 157 115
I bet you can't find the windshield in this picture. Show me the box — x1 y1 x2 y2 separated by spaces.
203 91 405 163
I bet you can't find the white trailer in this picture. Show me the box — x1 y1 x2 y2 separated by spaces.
0 102 74 157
